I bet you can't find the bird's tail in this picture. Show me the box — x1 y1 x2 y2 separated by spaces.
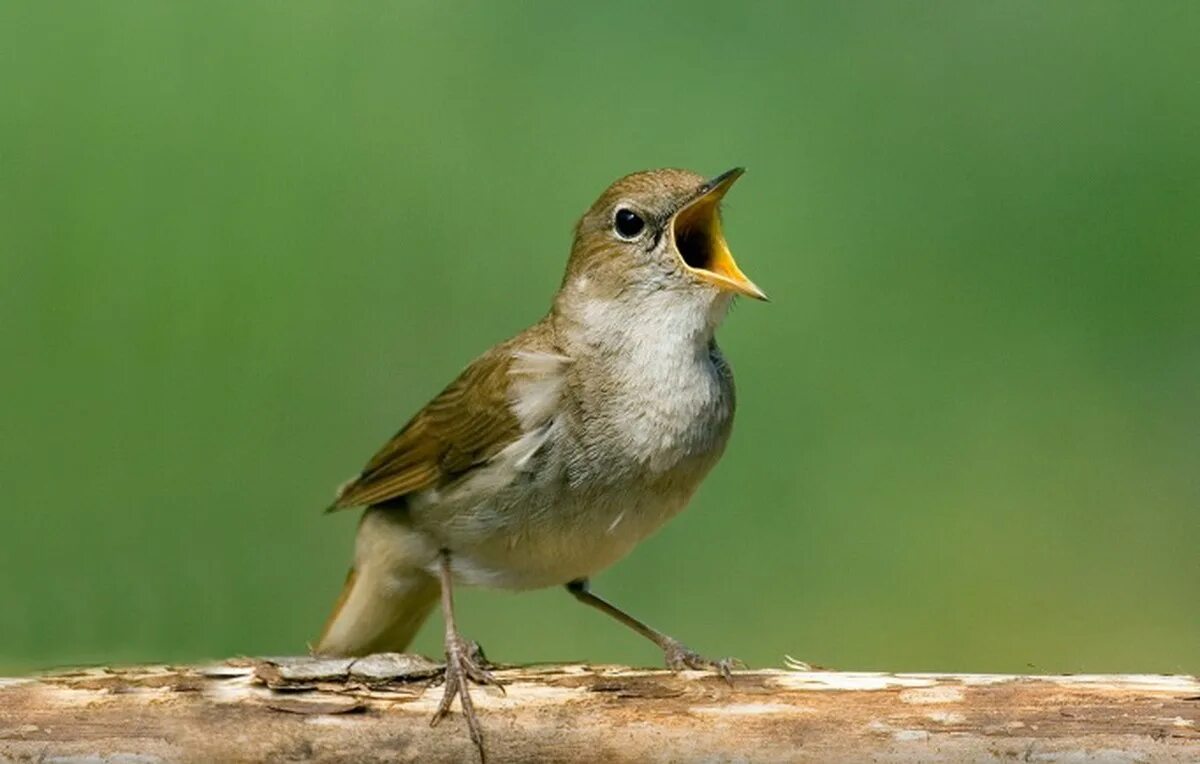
314 562 439 657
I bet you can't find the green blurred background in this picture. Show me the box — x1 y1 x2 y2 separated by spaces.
2 2 1197 676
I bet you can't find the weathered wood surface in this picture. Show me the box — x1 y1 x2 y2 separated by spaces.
0 656 1196 762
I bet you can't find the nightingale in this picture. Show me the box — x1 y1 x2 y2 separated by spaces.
315 167 766 757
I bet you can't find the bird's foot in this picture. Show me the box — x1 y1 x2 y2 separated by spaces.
464 639 495 670
430 635 503 761
662 637 744 685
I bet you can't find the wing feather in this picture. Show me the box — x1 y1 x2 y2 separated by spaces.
329 346 523 510
328 330 569 512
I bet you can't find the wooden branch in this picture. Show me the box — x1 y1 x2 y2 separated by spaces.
1 656 1196 762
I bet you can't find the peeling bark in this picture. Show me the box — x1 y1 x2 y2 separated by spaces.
0 658 1196 762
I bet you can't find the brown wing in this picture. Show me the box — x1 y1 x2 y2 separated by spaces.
328 346 522 510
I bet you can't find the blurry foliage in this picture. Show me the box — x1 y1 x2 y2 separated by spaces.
1 2 1196 673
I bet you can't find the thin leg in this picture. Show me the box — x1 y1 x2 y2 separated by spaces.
565 579 742 682
430 550 501 762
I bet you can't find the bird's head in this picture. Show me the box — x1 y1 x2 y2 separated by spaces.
556 168 765 327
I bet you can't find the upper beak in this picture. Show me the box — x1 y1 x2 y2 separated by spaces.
671 167 767 301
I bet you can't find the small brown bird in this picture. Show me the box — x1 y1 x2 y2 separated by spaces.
316 167 765 756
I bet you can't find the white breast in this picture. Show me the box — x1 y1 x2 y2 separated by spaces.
412 291 736 590
572 291 736 474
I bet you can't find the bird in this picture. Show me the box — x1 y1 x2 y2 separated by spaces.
314 167 766 758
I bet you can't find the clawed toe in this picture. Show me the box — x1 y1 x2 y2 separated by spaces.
465 639 496 671
712 656 745 684
430 636 503 761
433 638 501 690
662 639 743 685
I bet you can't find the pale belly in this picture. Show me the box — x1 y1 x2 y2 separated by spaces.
401 404 728 590
453 503 683 588
403 331 735 590
409 455 709 590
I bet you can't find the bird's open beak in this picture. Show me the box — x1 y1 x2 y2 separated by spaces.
671 167 767 301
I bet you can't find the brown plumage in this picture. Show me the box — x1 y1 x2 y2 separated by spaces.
329 344 524 509
315 168 766 761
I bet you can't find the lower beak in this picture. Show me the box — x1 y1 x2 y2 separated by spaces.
671 167 767 301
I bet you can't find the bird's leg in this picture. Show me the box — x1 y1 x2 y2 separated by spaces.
565 579 743 682
430 550 501 761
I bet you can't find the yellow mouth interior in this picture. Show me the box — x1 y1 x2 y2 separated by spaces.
673 195 725 274
671 189 765 300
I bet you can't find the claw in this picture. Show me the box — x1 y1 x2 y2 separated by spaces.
662 638 742 686
465 640 494 669
430 636 502 763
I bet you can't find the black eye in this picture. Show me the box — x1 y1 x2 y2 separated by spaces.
614 208 645 239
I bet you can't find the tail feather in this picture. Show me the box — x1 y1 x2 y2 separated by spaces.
315 564 439 657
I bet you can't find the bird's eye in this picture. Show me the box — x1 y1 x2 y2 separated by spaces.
613 208 645 239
